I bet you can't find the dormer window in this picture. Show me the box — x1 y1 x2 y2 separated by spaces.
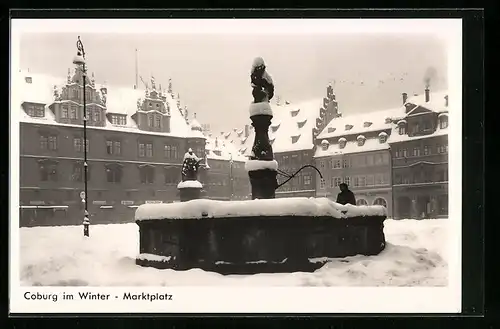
356 135 366 146
291 135 300 144
385 117 392 124
345 124 353 131
291 109 300 117
327 127 336 133
397 120 407 135
271 124 280 133
240 147 247 154
338 137 347 149
241 136 248 144
25 76 32 84
25 104 45 117
149 102 152 107
378 132 388 143
297 119 307 129
321 140 330 151
363 122 372 128
213 150 222 156
439 113 449 129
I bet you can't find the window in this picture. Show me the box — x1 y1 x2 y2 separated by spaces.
140 166 155 184
375 154 383 165
70 106 77 119
148 116 154 127
106 164 123 183
402 149 408 157
375 174 384 185
119 116 126 125
333 159 341 169
358 176 366 187
106 140 121 155
357 199 368 206
72 163 84 182
146 143 153 157
319 160 325 169
155 115 161 128
395 149 400 158
93 110 100 122
352 176 359 187
291 135 300 144
39 161 58 181
334 177 342 187
440 117 448 129
412 123 420 134
303 174 311 185
164 145 171 158
61 105 69 119
330 177 335 188
424 145 430 155
74 138 82 152
373 198 387 207
343 176 350 186
138 143 145 157
382 153 389 164
39 135 57 150
398 126 406 135
171 146 178 159
412 147 421 157
423 120 431 130
437 144 448 154
366 155 374 166
343 159 350 168
366 174 374 186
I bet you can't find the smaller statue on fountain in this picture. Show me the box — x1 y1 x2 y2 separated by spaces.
181 148 203 182
251 57 274 103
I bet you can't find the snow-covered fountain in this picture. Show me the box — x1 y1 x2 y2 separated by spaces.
135 58 387 274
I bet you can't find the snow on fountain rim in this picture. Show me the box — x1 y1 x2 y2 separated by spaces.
249 101 273 117
135 197 387 221
245 159 278 172
177 180 203 189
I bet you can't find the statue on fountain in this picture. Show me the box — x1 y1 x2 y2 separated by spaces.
246 57 279 199
181 148 202 182
178 148 204 202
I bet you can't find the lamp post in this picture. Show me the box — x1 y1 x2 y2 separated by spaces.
73 36 89 237
229 153 234 200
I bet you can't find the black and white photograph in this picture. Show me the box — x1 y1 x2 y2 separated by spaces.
10 18 462 313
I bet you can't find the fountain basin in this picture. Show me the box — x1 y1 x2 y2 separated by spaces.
135 197 387 274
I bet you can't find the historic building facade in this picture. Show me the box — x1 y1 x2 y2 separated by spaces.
313 108 395 216
16 65 207 227
389 90 449 219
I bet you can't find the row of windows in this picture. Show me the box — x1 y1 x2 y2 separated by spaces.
61 105 102 122
394 169 448 185
26 105 45 118
147 114 163 128
319 173 390 189
318 153 390 169
39 134 192 159
397 117 448 135
356 198 387 207
277 173 312 186
277 153 309 166
394 143 448 158
38 162 183 185
110 114 127 126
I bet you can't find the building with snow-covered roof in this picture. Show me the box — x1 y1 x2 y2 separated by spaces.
203 133 250 200
16 63 208 227
390 88 449 220
313 105 395 215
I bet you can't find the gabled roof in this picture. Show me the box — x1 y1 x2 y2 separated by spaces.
404 90 449 114
204 135 247 162
14 70 200 138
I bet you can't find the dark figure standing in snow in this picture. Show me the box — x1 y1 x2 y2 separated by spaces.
336 183 356 205
251 57 274 103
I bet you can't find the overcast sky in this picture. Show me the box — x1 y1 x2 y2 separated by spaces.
19 33 448 133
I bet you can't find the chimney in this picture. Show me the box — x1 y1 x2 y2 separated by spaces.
402 92 408 105
444 95 449 107
425 88 430 102
244 124 250 138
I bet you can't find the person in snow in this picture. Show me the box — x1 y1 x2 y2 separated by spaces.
250 57 274 103
336 183 356 205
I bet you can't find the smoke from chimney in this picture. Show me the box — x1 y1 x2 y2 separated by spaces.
402 92 408 105
423 66 438 89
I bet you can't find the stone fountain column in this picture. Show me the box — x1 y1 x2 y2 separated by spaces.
178 149 203 202
246 57 278 199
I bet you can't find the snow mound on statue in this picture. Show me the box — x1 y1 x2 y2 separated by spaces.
249 102 273 117
177 180 203 189
18 219 448 286
135 197 387 221
245 159 278 172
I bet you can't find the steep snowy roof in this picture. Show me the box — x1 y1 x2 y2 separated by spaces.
314 136 390 157
204 135 247 162
13 70 195 138
404 90 449 114
317 107 402 140
240 98 324 155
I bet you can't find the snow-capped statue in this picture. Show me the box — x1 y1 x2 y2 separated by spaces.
181 148 203 182
251 57 274 103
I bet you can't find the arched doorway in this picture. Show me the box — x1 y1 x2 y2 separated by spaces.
356 199 368 206
397 196 411 219
373 197 387 208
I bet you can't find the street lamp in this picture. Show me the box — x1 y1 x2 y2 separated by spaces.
73 36 89 237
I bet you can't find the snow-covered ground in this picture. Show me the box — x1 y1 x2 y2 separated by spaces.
19 219 448 287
